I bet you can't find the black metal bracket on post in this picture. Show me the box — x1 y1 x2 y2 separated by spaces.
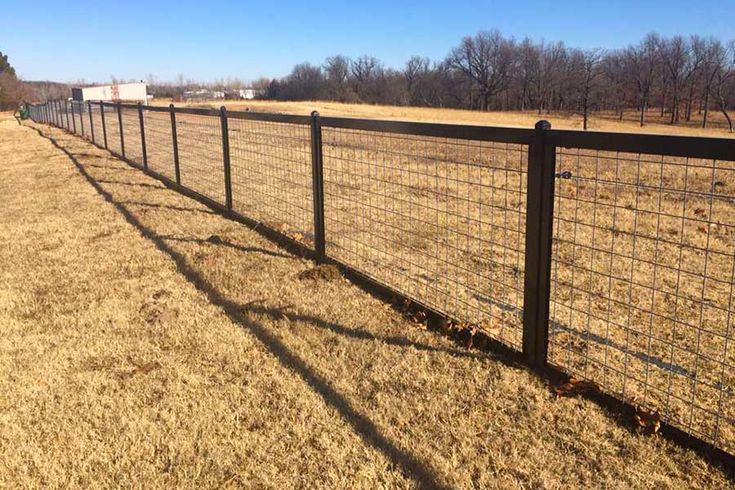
100 102 108 149
310 111 327 262
522 120 556 369
170 104 181 185
139 102 148 169
88 101 95 143
117 102 125 158
220 106 233 210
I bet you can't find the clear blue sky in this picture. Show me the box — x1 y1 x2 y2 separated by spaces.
4 0 733 83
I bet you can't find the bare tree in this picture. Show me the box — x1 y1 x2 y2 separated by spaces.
709 41 735 132
626 33 660 126
446 30 515 111
324 55 352 101
578 49 603 129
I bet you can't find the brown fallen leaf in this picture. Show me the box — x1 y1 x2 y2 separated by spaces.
553 377 599 398
634 405 661 435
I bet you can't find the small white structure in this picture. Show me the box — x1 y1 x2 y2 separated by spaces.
71 82 148 103
239 88 256 100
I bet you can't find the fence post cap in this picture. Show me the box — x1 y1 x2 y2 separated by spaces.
311 110 320 117
535 120 551 131
169 103 175 109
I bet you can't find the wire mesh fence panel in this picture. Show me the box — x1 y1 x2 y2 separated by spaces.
321 127 528 349
175 112 224 204
71 101 83 136
143 110 175 180
105 106 122 156
228 118 314 246
120 106 143 165
90 104 104 147
548 148 735 454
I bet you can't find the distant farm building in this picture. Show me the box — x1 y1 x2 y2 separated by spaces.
239 88 257 100
183 89 225 102
71 82 147 103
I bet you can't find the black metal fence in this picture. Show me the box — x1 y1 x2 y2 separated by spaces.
26 99 735 460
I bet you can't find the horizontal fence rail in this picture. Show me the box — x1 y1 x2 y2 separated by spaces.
24 99 735 463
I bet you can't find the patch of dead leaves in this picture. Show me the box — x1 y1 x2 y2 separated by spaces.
553 376 600 398
298 264 341 282
633 405 662 435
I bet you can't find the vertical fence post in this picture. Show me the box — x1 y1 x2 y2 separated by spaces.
170 104 181 185
53 100 58 126
56 100 61 127
138 102 148 169
100 102 108 149
71 102 76 133
522 120 556 369
79 101 85 137
65 100 70 129
88 101 95 143
220 106 233 210
117 102 125 158
310 111 326 262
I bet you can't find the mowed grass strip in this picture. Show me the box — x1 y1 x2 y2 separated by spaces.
0 114 732 488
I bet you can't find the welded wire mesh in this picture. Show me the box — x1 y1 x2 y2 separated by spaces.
143 109 175 180
120 106 143 165
105 105 122 156
549 148 735 454
90 103 104 147
175 112 224 203
228 118 313 245
72 101 85 137
321 127 528 349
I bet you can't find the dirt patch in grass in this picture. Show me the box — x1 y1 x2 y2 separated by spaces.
1 114 733 488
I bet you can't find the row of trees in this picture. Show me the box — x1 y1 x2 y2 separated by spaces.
0 51 28 111
265 32 735 131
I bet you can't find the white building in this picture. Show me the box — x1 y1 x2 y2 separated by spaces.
239 88 256 100
71 82 148 103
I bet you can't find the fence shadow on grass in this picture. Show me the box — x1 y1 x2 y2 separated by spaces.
29 124 449 490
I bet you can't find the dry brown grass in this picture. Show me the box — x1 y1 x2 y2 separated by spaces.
71 104 735 453
151 99 735 138
1 114 734 487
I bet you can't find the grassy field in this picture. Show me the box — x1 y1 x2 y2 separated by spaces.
3 111 735 488
154 98 735 138
52 100 735 455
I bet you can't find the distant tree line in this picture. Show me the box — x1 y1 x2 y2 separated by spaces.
264 31 735 131
0 51 32 111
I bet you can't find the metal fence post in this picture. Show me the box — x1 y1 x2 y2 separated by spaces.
170 104 181 184
522 120 557 368
138 102 148 169
65 100 70 130
220 106 233 210
88 101 95 143
71 102 76 133
310 111 326 262
56 100 61 127
100 102 108 149
117 102 125 158
79 101 85 137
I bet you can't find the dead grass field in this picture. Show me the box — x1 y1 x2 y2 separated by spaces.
56 101 735 454
157 99 735 138
2 113 734 487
